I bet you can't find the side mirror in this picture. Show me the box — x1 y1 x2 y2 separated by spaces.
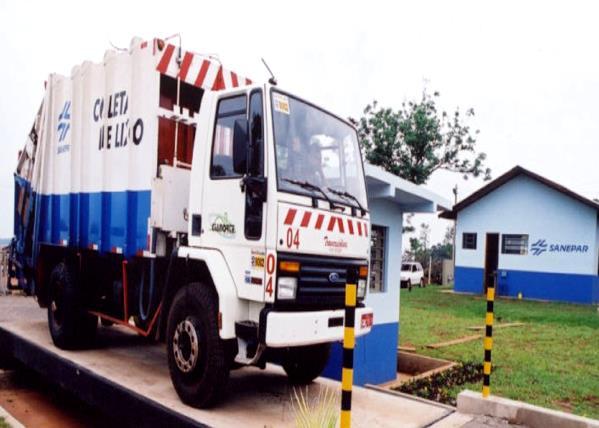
232 119 249 174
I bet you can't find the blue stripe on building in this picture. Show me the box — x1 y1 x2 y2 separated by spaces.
455 266 599 304
454 266 485 294
322 321 398 386
37 190 151 257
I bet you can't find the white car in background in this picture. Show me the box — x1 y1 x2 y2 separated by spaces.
400 262 425 289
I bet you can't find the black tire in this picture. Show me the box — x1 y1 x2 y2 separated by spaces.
166 283 229 408
283 343 331 385
0 350 17 370
47 262 97 350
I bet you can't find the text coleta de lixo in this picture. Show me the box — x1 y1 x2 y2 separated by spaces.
93 90 144 150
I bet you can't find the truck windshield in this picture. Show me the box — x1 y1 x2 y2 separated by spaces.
271 91 367 207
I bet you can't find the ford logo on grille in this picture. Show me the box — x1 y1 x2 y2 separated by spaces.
328 272 340 283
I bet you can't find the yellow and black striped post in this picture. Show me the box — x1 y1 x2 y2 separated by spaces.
340 267 358 428
482 272 496 398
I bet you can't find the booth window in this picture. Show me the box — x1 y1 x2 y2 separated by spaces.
462 232 477 249
370 225 387 292
502 234 528 255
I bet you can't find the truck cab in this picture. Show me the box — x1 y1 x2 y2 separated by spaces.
161 84 373 403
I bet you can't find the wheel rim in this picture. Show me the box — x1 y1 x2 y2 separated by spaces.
173 318 200 373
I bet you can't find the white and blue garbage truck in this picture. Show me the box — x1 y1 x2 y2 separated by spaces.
8 37 374 407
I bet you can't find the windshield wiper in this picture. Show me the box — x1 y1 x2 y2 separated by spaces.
282 178 343 210
327 187 367 216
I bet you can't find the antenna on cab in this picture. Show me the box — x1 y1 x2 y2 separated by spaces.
261 58 277 86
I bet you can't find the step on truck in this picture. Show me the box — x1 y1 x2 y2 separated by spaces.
8 37 374 407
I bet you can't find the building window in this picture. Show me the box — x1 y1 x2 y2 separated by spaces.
369 225 387 293
502 234 528 255
462 233 477 250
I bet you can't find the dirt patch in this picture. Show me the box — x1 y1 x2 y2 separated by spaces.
397 351 455 377
394 362 483 406
554 399 574 412
0 368 115 428
583 395 599 406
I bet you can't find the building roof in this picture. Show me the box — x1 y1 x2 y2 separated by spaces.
364 163 452 213
440 165 599 219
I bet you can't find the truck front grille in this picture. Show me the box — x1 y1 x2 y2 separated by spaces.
275 252 367 310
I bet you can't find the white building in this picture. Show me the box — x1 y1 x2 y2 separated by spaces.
442 166 599 304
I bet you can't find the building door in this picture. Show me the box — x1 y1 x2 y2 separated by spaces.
484 233 499 293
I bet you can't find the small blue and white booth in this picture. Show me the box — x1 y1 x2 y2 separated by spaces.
323 163 451 385
442 165 599 305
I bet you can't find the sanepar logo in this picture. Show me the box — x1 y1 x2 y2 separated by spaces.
530 239 548 256
57 101 71 143
530 238 588 256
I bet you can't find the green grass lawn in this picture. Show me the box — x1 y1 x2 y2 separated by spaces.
0 416 8 428
399 286 599 419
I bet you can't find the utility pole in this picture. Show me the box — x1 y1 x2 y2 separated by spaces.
428 254 432 285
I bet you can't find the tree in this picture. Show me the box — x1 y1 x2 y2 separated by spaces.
443 225 455 246
419 223 430 251
405 236 428 265
351 89 491 185
403 213 416 234
404 223 431 267
404 223 454 284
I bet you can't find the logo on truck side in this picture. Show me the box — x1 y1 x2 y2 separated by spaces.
209 213 236 238
93 90 144 150
57 101 71 142
57 101 71 154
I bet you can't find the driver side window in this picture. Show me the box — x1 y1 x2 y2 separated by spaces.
211 95 247 178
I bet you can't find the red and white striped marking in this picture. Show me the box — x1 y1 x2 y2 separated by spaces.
155 43 252 91
283 208 369 237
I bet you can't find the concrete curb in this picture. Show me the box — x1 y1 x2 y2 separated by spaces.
0 405 24 428
366 384 457 412
457 390 599 428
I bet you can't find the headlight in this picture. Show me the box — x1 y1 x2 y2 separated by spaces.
357 279 367 298
277 277 297 299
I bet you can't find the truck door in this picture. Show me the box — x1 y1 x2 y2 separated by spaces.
201 89 267 301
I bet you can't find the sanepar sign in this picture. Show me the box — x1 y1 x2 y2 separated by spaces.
530 239 589 256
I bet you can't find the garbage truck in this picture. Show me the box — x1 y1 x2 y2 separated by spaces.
9 37 373 407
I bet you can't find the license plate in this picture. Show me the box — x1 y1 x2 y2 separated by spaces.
360 313 373 328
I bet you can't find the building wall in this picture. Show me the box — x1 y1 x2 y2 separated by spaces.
454 175 599 304
323 198 402 385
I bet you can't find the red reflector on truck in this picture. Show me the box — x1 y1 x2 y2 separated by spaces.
361 313 373 328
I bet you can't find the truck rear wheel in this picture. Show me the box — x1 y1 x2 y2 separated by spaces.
283 343 331 385
47 262 97 349
166 283 229 408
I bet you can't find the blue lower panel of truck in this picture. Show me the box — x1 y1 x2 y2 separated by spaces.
36 190 151 257
455 266 599 304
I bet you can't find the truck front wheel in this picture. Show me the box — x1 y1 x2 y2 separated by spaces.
283 343 331 385
166 283 229 408
47 262 97 349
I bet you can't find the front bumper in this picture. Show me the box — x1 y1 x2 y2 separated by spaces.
263 307 373 348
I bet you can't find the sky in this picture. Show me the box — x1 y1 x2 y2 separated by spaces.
1 0 598 246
